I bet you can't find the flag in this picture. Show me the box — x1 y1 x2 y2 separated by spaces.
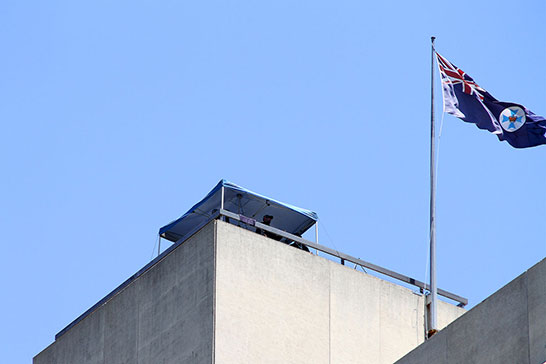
436 52 546 148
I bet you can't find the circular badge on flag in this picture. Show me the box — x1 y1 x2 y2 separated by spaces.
500 106 526 132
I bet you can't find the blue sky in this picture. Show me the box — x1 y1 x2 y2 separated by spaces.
1 1 544 362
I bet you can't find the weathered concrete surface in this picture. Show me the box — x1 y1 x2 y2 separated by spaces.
528 258 546 364
214 220 331 364
34 222 216 364
396 258 546 364
214 220 465 364
35 220 466 364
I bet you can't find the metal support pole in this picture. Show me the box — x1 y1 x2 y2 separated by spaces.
220 186 225 221
429 36 438 336
315 222 319 255
158 235 161 257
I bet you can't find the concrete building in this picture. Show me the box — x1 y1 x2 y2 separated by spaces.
34 219 466 364
33 179 546 363
396 258 546 364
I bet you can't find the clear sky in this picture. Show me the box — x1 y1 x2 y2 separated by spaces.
1 1 544 362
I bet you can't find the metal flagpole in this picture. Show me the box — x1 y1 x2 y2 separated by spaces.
428 36 438 337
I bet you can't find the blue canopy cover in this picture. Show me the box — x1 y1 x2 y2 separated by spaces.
159 179 318 243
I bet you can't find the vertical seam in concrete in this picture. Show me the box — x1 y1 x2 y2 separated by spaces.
136 286 140 364
525 271 531 364
444 299 451 364
102 307 106 364
445 326 449 364
415 296 420 347
379 284 382 363
329 263 331 364
212 220 217 364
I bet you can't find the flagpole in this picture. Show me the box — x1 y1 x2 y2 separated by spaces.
429 36 438 337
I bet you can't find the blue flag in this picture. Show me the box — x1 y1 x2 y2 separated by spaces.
436 52 546 148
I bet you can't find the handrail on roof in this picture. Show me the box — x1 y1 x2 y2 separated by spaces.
56 210 467 342
219 209 468 307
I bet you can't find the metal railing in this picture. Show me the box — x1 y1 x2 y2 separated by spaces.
57 210 467 341
219 209 468 307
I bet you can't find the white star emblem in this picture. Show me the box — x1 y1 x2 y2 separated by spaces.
500 106 526 132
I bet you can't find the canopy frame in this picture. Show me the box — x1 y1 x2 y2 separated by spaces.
159 179 318 245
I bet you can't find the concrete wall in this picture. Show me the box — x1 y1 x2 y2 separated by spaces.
34 222 216 364
214 220 465 364
35 220 466 364
396 258 546 364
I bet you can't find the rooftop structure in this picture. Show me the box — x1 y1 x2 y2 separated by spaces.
34 181 468 363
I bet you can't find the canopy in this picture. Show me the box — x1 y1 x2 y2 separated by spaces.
159 179 318 243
